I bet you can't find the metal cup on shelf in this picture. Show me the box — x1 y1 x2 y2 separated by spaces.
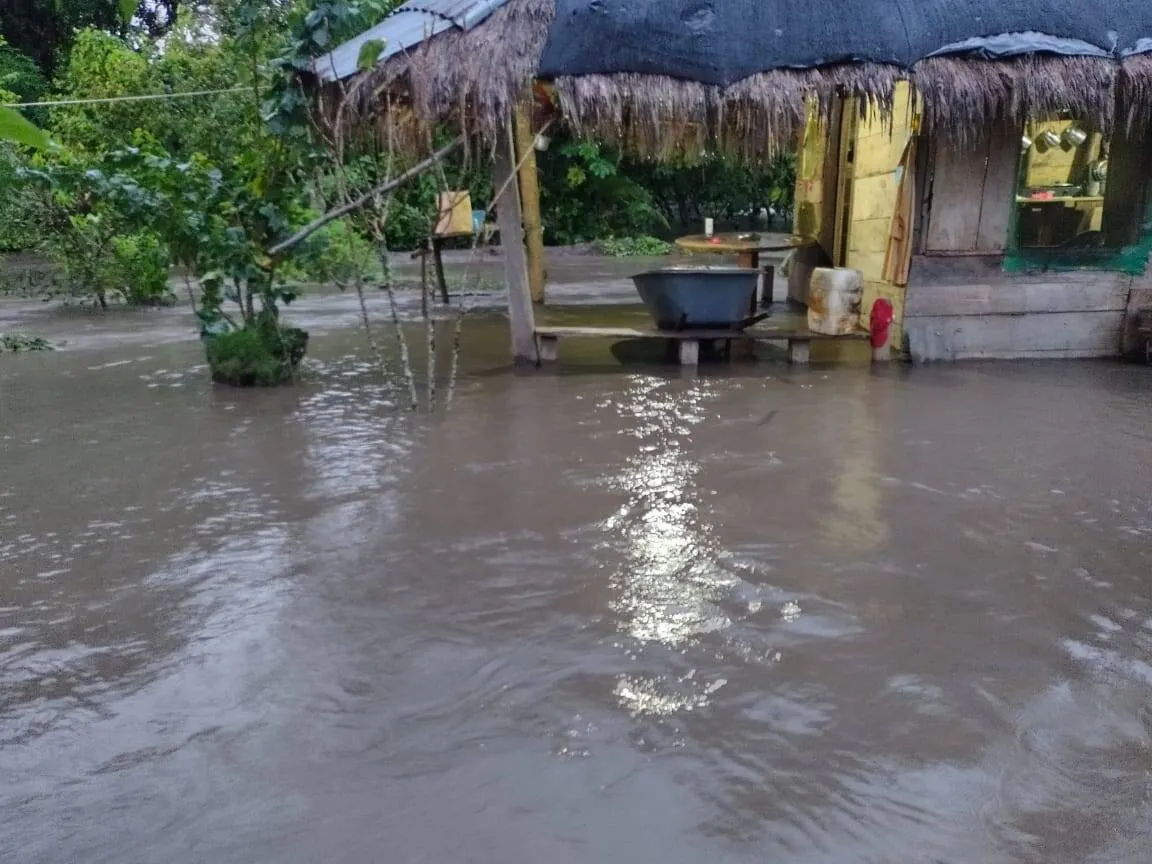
1062 127 1088 149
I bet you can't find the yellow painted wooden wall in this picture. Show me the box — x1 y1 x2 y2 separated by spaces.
794 107 830 243
844 81 916 348
1024 120 1101 188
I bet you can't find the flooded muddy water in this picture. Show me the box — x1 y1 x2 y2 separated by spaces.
3 317 1152 862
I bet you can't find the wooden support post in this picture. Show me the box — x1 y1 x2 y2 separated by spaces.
513 102 547 304
536 334 559 364
760 264 775 309
493 121 538 364
678 339 700 366
788 340 811 365
431 237 450 304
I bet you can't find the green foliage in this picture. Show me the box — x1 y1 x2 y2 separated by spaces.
48 28 247 162
0 146 48 249
296 219 377 285
43 213 119 306
0 107 48 150
0 0 179 77
0 38 48 122
596 236 673 256
204 316 309 386
40 215 172 306
537 135 666 244
357 38 386 70
0 333 53 352
109 231 172 304
623 152 797 228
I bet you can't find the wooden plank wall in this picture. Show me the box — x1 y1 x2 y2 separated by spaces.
790 101 842 305
923 117 1018 253
907 119 1138 361
903 255 1129 360
845 81 916 346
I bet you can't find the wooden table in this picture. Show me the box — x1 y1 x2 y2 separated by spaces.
674 233 796 269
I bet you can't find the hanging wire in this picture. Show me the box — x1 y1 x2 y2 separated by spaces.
1 87 251 109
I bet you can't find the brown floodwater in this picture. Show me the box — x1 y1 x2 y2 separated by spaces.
3 307 1152 863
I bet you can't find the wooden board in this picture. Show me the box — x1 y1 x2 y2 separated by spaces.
1121 286 1152 358
832 99 857 266
533 325 868 342
905 311 1124 361
849 174 899 222
976 121 1022 251
855 131 910 178
847 216 894 255
909 253 1005 284
904 276 1132 317
925 139 985 251
844 249 888 283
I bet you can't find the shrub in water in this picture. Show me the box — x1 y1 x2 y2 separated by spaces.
109 232 173 305
204 317 308 387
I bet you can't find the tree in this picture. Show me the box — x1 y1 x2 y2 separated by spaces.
0 1 181 78
48 27 248 162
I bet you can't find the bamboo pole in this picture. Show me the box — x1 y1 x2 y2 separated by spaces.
493 120 538 364
512 102 547 304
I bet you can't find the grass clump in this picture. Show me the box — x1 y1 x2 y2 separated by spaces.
596 236 673 257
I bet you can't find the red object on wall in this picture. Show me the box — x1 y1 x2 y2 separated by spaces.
870 298 894 349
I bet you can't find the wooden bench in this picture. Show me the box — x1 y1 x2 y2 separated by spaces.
533 325 869 367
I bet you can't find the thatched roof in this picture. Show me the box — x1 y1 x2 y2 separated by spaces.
312 0 1152 158
311 0 553 145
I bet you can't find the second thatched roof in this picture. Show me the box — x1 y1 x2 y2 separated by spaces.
311 0 1152 158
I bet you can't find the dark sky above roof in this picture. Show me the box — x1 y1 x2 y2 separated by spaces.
539 0 1152 84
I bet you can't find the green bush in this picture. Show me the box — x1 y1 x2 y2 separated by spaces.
0 148 44 251
295 219 377 286
537 137 667 244
204 319 309 387
596 236 673 256
0 40 47 252
45 221 173 306
109 232 173 304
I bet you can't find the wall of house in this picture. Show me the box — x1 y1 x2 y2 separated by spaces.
789 103 840 305
1121 275 1152 359
844 81 916 347
922 117 1019 253
903 255 1129 360
905 119 1148 361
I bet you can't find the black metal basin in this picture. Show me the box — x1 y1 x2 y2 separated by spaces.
632 267 760 330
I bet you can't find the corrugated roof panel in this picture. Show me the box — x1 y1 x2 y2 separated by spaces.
312 0 511 82
312 11 452 81
399 0 509 29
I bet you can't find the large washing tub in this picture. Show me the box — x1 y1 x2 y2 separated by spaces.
631 267 760 330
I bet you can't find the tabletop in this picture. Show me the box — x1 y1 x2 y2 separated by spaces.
675 233 797 254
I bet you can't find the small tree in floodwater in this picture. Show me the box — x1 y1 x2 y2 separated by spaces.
3 0 493 402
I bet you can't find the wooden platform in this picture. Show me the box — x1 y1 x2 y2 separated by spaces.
533 324 869 366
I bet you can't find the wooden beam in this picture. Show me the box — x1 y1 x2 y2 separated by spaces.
513 102 547 304
532 325 869 341
493 121 538 364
